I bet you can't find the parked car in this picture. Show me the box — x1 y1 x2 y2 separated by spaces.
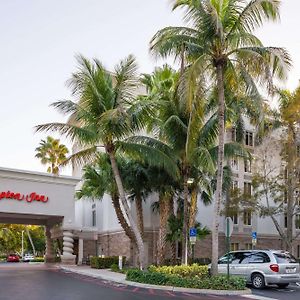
23 254 34 262
6 254 20 262
210 250 300 289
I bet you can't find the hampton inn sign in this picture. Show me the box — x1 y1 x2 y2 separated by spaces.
0 191 49 203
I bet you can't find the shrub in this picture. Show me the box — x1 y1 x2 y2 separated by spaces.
90 256 126 269
110 263 119 272
31 257 44 262
55 256 61 263
126 269 246 290
148 264 208 278
127 269 168 285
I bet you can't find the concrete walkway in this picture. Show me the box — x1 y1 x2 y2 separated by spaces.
60 265 252 296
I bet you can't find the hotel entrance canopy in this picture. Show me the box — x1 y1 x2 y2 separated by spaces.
0 167 80 264
0 167 79 227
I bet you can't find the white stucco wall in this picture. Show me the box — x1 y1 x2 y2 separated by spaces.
0 167 79 226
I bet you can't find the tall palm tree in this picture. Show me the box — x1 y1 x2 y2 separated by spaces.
151 0 291 274
36 55 178 269
142 64 246 265
35 136 69 175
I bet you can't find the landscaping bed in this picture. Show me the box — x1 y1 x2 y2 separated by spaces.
126 264 246 290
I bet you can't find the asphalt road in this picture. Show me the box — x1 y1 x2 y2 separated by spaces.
251 282 300 300
1 263 300 300
0 263 248 300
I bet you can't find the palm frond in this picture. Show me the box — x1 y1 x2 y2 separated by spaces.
60 146 98 168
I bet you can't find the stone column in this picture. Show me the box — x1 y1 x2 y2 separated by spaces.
61 230 76 265
78 238 83 265
45 226 55 263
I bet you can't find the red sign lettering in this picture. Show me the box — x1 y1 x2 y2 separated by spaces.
0 191 48 203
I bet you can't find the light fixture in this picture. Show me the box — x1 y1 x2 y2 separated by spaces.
187 178 194 184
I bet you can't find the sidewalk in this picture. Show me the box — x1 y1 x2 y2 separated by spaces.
59 265 252 296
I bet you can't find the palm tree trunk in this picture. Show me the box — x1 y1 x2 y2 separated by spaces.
135 194 144 240
189 187 197 229
168 197 177 265
286 126 294 253
211 63 226 276
111 193 137 246
107 149 145 269
157 193 170 265
182 169 189 265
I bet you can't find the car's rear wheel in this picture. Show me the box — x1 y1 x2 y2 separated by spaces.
277 283 289 289
251 273 265 289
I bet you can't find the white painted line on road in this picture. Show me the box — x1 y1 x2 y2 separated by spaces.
241 295 278 300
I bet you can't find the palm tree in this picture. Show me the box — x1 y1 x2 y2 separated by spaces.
76 154 138 246
142 64 211 264
35 136 69 175
36 55 178 269
151 0 291 274
149 167 178 265
121 160 153 240
142 64 249 265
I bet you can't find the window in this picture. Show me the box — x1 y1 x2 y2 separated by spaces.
230 213 239 225
284 190 288 204
243 210 252 226
297 145 300 157
245 131 253 146
230 243 239 251
284 213 287 228
296 214 300 230
244 182 252 196
232 180 239 191
274 252 297 264
218 253 231 264
245 243 252 250
231 158 239 171
244 159 252 173
232 252 251 264
92 210 96 227
238 252 270 264
248 252 270 264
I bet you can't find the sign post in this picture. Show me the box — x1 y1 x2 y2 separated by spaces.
252 232 257 249
225 217 233 279
189 228 197 262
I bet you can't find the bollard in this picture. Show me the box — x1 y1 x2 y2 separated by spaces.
118 255 123 270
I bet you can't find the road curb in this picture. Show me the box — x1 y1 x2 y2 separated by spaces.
60 266 252 296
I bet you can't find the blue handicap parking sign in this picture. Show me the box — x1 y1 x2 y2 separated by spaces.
189 228 197 237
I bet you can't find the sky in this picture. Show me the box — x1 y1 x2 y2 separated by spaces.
0 0 299 175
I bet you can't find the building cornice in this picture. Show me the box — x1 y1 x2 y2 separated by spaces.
0 166 80 186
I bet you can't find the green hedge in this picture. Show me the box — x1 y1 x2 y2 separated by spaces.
126 269 246 290
90 256 126 269
148 264 208 278
31 258 44 262
163 258 211 266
